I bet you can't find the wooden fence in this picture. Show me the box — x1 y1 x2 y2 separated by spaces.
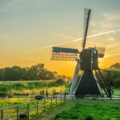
0 93 66 120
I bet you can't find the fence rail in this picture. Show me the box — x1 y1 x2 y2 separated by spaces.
0 93 66 120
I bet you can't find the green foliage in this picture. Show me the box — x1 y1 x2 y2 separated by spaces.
27 81 46 89
0 81 42 91
113 78 120 88
47 79 65 87
55 79 65 85
100 69 120 88
110 63 120 69
113 88 120 95
0 64 57 81
110 69 120 88
0 80 65 97
85 115 93 120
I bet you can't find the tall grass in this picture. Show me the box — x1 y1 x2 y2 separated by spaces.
0 80 66 96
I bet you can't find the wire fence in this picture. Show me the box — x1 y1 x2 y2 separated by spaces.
0 93 66 120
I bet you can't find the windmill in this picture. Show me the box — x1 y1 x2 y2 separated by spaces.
51 8 112 98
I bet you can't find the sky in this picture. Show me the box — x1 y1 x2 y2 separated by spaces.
0 0 120 76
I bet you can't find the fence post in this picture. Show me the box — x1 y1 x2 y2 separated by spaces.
36 100 39 119
27 103 29 119
1 109 3 120
44 99 45 112
56 95 57 106
64 91 66 103
51 97 52 108
16 106 19 120
60 92 62 103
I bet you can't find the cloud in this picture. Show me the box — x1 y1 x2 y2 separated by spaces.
2 0 46 9
106 37 115 42
0 0 35 12
4 0 19 7
91 12 120 34
0 0 25 13
0 52 34 62
105 53 120 58
22 28 120 54
102 13 120 21
106 42 120 49
50 32 76 39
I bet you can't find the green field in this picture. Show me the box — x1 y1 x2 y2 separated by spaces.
114 88 120 96
0 80 120 108
49 99 120 120
0 80 120 120
0 97 65 120
0 80 67 109
0 80 66 97
0 80 66 119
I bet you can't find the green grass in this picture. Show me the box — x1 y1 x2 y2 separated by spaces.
0 80 66 96
50 99 120 120
113 88 120 96
0 97 64 120
0 84 65 108
0 98 32 108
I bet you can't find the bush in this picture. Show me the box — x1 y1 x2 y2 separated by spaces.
113 78 120 88
48 79 65 87
101 69 120 88
85 115 93 120
55 79 65 85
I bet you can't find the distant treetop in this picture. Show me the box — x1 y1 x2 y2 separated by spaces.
110 63 120 69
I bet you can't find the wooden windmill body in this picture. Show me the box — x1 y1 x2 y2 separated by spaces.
51 9 112 98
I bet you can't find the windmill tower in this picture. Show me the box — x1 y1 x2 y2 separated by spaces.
51 9 112 98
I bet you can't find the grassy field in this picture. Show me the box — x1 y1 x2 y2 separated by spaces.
0 84 65 108
0 80 67 109
0 80 120 120
114 88 120 96
0 97 65 120
49 99 120 120
0 98 30 108
0 80 66 97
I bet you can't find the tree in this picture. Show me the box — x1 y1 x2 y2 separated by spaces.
110 63 120 69
0 63 60 81
27 64 45 80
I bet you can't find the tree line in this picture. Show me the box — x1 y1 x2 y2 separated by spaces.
0 64 64 81
109 63 120 88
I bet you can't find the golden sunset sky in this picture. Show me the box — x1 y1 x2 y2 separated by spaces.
0 0 120 76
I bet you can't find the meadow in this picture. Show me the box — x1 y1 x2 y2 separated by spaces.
50 99 120 120
0 80 66 119
0 79 120 108
0 78 120 120
0 80 65 94
113 88 120 96
0 80 66 108
0 96 65 120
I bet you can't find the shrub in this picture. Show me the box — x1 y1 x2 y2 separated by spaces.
113 78 120 88
85 115 93 120
55 79 65 85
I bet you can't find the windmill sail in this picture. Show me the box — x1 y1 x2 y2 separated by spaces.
82 9 91 50
51 47 79 61
70 62 80 96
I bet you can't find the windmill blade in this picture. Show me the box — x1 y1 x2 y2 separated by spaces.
96 47 105 58
70 62 80 96
51 47 79 61
82 8 91 50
